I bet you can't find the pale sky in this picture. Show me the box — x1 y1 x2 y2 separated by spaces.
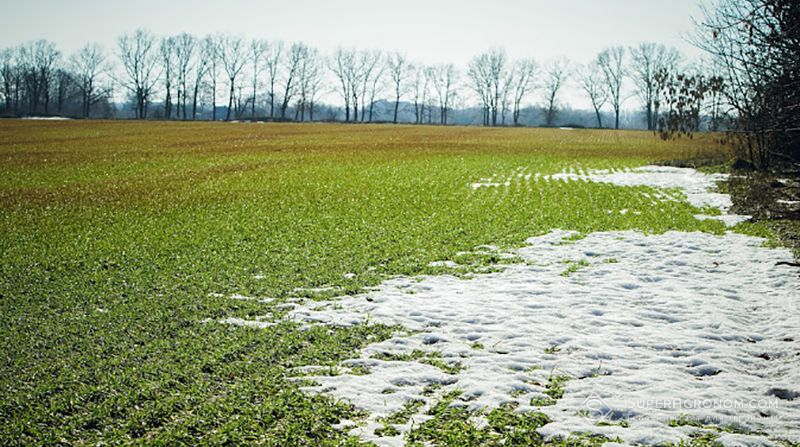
2 0 708 110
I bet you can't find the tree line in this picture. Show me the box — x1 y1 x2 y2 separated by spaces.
2 29 723 129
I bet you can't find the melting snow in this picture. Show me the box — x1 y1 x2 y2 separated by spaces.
20 116 72 120
217 166 797 445
428 260 460 268
220 316 275 329
288 230 798 445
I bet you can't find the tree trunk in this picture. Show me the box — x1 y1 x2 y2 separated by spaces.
393 94 400 124
192 82 200 120
352 93 358 123
594 107 603 128
82 81 90 118
269 83 275 118
251 82 257 119
211 81 217 121
226 79 234 121
182 80 187 120
165 83 172 119
43 79 50 114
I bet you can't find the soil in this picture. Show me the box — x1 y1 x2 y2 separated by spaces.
661 157 800 260
728 171 800 260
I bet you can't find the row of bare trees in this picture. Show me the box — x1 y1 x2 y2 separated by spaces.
124 31 465 124
328 49 463 125
115 31 324 121
3 29 712 129
467 48 537 126
1 40 113 118
465 44 690 130
573 44 683 130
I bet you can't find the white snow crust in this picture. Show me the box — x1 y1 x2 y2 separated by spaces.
288 230 798 446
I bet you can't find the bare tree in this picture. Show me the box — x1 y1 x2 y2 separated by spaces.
542 58 569 127
487 49 507 126
500 69 513 125
467 53 492 125
279 42 306 119
411 64 429 124
160 36 177 119
577 62 608 128
174 33 196 120
363 51 385 122
118 29 160 119
350 55 366 122
70 43 108 118
306 56 323 121
249 39 267 119
329 47 356 122
20 40 60 115
701 65 726 131
423 67 435 123
510 58 537 126
196 36 217 120
53 67 72 114
429 64 458 125
263 41 283 118
217 35 246 121
39 41 61 114
466 48 511 126
0 48 17 112
629 43 681 130
597 46 626 129
1 47 25 113
356 50 382 122
387 52 410 123
328 47 368 123
296 46 322 121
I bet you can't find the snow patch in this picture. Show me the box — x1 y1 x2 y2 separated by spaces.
21 116 72 120
428 260 460 268
219 317 275 329
287 230 799 445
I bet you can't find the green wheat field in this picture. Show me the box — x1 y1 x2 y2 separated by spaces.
1 120 760 446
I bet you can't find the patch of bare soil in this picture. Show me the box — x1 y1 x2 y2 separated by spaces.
661 156 800 260
728 169 800 260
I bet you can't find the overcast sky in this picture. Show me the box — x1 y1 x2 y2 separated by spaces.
2 0 709 110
